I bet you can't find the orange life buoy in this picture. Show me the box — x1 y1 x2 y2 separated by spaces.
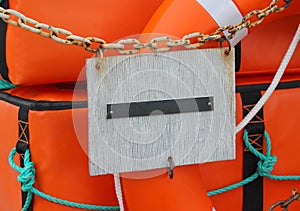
121 1 300 211
121 166 215 211
142 0 300 46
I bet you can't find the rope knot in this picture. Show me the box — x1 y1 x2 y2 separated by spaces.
18 160 36 192
257 155 277 177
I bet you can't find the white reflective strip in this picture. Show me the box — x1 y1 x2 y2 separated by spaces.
196 0 248 46
212 207 216 211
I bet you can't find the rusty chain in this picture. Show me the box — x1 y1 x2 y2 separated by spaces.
269 188 300 211
0 0 292 54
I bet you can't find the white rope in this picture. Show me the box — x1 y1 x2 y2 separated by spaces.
113 173 125 211
235 24 300 134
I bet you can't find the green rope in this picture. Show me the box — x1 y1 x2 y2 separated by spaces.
0 79 15 90
8 129 300 206
208 130 300 196
207 173 259 196
8 148 120 211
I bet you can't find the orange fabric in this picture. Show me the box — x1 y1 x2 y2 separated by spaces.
233 0 300 25
2 84 300 210
236 15 300 85
263 88 300 210
200 88 300 211
121 165 214 211
7 84 86 101
30 108 118 211
0 101 22 211
5 0 163 85
199 94 244 211
1 86 118 211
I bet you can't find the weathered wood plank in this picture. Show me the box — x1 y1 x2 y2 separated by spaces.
86 48 235 176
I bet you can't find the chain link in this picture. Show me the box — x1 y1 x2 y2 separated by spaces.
0 0 292 54
269 188 300 211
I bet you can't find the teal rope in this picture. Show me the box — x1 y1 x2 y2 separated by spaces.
244 130 300 180
207 172 259 196
8 148 120 211
0 79 15 90
8 130 300 205
208 130 300 196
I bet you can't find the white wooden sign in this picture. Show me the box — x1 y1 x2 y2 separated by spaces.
86 48 235 176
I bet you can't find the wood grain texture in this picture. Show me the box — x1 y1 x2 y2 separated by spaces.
86 48 235 176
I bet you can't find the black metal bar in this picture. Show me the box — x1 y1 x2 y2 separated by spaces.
107 96 213 119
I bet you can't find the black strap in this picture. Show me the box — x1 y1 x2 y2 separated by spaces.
0 91 87 110
0 0 10 81
235 42 241 72
17 107 33 211
241 91 264 211
236 80 300 93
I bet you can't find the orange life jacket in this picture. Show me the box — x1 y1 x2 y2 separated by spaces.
0 0 164 85
0 83 215 211
0 85 119 211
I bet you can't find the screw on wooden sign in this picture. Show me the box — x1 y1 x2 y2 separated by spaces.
86 48 235 178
